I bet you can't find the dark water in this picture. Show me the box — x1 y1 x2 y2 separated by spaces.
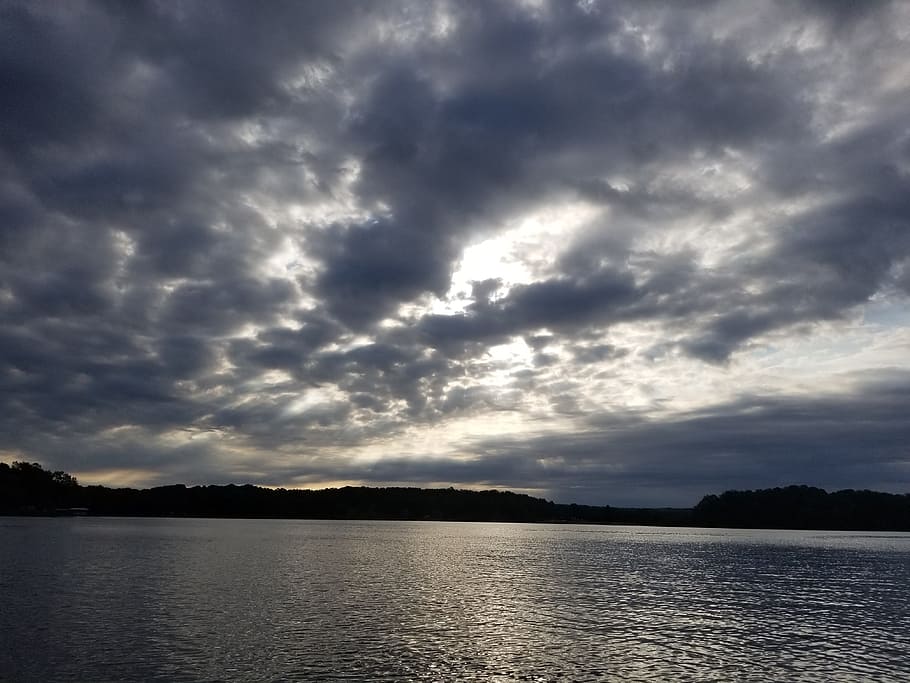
1 518 909 681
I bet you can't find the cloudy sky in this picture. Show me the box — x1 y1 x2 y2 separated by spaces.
2 0 909 505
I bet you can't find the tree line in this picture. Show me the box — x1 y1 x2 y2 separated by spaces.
0 461 613 523
3 461 910 529
692 484 910 531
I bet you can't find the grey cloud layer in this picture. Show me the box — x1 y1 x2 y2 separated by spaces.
475 373 910 505
1 0 908 501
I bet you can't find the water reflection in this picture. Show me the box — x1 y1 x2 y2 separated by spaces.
1 519 909 681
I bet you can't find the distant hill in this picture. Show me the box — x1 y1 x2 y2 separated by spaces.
693 484 910 531
3 461 910 530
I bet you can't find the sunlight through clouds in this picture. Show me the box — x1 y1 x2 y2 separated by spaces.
1 0 909 504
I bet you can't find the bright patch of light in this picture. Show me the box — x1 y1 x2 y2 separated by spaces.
76 468 161 488
481 339 535 387
259 234 304 278
284 386 344 417
433 201 601 314
258 370 294 386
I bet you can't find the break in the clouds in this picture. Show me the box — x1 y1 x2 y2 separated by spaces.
2 0 909 505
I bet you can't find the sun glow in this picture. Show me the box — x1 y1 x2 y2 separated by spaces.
433 201 601 314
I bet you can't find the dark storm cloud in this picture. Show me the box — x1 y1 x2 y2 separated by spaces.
311 0 809 330
193 372 910 506
1 0 909 499
683 171 910 361
459 373 910 506
418 267 642 356
0 0 369 439
313 217 456 329
229 313 343 372
419 150 910 364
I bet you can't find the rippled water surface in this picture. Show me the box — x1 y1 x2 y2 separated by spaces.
1 518 909 681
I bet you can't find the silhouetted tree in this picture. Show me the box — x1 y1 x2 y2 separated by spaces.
693 485 910 530
0 461 81 512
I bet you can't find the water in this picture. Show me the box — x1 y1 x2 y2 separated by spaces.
1 518 909 681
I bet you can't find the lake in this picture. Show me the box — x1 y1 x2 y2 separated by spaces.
1 518 909 681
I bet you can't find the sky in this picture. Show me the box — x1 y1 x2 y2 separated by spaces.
1 0 909 506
